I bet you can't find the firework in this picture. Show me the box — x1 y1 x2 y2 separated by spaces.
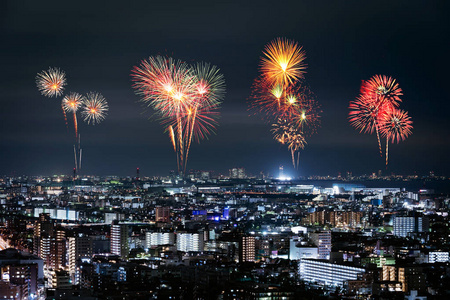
361 75 402 108
36 67 67 97
190 62 226 109
131 56 196 118
250 38 319 170
349 75 412 167
349 93 389 155
261 38 307 87
131 56 225 174
62 92 84 137
380 109 413 143
62 92 83 113
272 118 292 144
379 108 413 166
249 76 283 118
287 83 321 136
81 92 109 125
272 118 307 168
349 94 382 134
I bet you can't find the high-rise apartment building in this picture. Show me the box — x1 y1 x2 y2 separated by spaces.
239 235 255 263
68 234 92 284
110 221 129 260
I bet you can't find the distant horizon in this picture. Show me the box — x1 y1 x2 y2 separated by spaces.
2 169 447 178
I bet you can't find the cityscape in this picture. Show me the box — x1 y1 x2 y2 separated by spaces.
1 170 449 299
2 1 450 300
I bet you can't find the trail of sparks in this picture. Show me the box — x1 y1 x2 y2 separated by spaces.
131 57 225 174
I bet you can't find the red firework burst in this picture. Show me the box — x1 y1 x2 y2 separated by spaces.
379 109 413 143
361 75 402 108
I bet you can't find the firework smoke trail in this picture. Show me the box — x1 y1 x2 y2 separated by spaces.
386 136 389 167
375 121 382 157
78 134 82 170
73 145 78 171
169 126 177 152
61 103 69 130
178 118 183 173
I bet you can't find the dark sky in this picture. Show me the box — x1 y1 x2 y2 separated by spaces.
1 0 449 177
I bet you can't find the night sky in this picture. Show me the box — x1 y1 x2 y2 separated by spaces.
1 1 449 177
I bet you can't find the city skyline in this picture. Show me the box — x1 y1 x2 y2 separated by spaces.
1 1 449 176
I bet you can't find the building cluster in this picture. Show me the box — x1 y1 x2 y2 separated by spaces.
0 174 449 299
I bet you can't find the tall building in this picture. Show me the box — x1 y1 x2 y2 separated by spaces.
38 229 66 270
309 231 331 260
239 235 255 263
110 221 129 260
176 232 204 252
155 206 170 223
68 234 92 284
393 216 429 237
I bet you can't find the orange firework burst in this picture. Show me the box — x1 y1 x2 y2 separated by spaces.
260 38 307 87
81 92 109 125
62 92 83 113
36 67 67 97
131 56 225 174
